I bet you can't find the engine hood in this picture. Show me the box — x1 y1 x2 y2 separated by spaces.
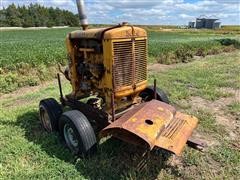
69 27 108 40
68 25 147 40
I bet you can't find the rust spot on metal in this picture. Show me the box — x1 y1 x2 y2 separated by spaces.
158 107 164 112
101 100 198 155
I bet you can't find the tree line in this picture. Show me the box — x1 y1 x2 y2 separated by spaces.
0 3 79 27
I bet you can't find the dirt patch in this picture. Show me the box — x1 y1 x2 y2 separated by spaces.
159 28 174 32
191 130 220 147
190 96 236 128
148 53 217 73
0 81 56 101
219 87 240 100
148 63 176 72
2 98 35 109
187 88 240 139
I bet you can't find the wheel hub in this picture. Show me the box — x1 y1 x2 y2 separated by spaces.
40 107 52 132
64 124 79 152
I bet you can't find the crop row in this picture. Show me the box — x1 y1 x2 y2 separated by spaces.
1 29 239 69
0 28 239 93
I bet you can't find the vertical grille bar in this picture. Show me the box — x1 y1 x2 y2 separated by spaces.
113 39 147 90
135 39 147 83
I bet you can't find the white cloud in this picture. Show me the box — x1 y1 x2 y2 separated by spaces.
1 0 240 25
179 14 195 19
51 0 71 6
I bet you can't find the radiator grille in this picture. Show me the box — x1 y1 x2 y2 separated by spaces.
113 39 147 90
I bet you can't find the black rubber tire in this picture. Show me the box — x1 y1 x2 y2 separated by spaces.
139 86 170 104
39 98 62 132
59 110 97 156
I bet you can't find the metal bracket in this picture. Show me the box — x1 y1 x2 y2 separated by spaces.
187 137 207 151
57 73 64 103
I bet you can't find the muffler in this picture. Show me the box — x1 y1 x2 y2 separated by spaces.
76 0 88 30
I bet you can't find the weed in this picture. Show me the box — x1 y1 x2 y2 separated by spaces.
190 109 226 136
150 51 240 102
228 102 240 117
219 38 240 48
210 143 240 177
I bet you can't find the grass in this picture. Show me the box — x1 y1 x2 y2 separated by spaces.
148 31 240 64
0 28 78 94
149 51 240 101
0 27 239 178
0 27 240 93
228 102 240 117
0 28 77 69
0 51 239 179
191 109 225 134
221 25 240 32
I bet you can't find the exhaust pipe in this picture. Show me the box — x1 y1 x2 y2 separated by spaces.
76 0 88 30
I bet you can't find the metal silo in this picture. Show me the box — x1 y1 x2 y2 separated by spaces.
196 18 204 29
195 16 220 29
213 22 221 29
188 21 195 28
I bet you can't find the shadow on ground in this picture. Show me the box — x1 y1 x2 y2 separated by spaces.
12 110 181 179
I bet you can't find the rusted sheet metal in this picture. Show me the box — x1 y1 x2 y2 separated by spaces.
101 100 198 156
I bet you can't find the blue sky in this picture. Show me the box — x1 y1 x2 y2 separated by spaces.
1 0 240 25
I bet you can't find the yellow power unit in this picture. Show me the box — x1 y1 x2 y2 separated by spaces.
66 25 148 111
39 0 200 158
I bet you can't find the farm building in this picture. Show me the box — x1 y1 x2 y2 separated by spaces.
188 16 221 29
196 16 221 29
188 21 195 28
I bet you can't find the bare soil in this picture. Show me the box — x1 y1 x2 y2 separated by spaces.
0 81 55 100
148 63 176 72
189 88 240 139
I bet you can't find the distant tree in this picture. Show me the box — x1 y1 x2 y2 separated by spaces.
1 3 79 27
46 20 55 28
0 8 8 27
37 5 50 26
63 11 79 27
5 4 22 26
19 5 33 27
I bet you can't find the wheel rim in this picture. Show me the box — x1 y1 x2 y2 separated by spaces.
39 106 52 132
63 124 79 153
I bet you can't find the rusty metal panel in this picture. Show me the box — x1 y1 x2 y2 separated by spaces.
101 100 198 156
